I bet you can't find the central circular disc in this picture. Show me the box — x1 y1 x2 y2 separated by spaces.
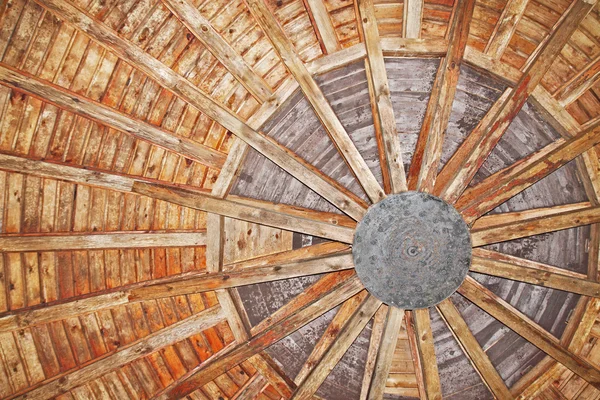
353 191 472 309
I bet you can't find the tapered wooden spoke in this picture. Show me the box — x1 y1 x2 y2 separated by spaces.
35 0 367 220
156 274 364 399
434 0 597 203
458 276 600 389
365 306 404 400
0 63 226 169
292 294 382 399
413 308 442 400
360 306 387 400
458 123 600 224
484 0 529 60
133 181 356 242
408 0 475 192
12 305 226 400
0 231 206 252
436 298 512 400
358 0 408 194
405 311 427 399
243 0 385 203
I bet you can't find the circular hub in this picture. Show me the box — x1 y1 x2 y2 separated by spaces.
353 192 471 309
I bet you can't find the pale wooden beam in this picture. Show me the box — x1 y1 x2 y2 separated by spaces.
458 276 600 390
36 0 367 220
464 47 522 86
244 0 386 203
413 308 442 400
556 55 600 106
0 63 226 169
358 0 408 194
434 0 597 203
0 231 206 252
161 0 272 102
484 0 530 59
408 0 476 192
12 305 225 400
403 0 424 38
292 294 381 399
303 0 341 54
436 298 512 400
359 305 387 400
405 311 427 399
155 275 364 399
248 353 297 398
365 306 404 400
381 38 449 57
457 123 600 224
233 375 268 400
132 181 356 243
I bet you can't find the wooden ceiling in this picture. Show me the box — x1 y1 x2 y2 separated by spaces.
2 0 600 398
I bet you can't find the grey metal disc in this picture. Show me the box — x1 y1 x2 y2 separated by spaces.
353 192 472 309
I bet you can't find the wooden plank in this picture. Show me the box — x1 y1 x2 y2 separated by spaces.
0 63 226 169
366 306 404 400
161 0 272 102
291 294 381 399
458 276 600 390
244 0 386 203
457 123 600 223
407 0 476 192
36 0 367 220
403 0 424 38
359 305 387 400
155 275 364 400
413 308 441 400
484 0 530 59
381 38 449 57
304 0 341 54
358 0 408 194
434 0 597 203
436 298 515 400
0 231 206 252
405 311 426 399
13 305 225 400
132 181 356 243
464 47 522 86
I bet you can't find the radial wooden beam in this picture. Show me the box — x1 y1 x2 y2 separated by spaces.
407 0 476 192
381 38 449 57
132 181 356 243
405 311 427 399
12 305 226 400
365 306 405 400
0 63 226 169
457 123 600 223
359 305 387 400
292 294 381 399
403 0 424 38
303 0 341 54
243 0 385 203
434 0 597 203
413 308 442 400
357 0 408 194
156 275 364 399
484 0 530 59
36 0 367 220
458 276 600 389
556 55 600 106
0 231 206 252
436 298 512 400
161 0 272 102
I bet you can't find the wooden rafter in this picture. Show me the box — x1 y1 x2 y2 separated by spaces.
358 0 408 194
359 305 387 400
413 308 442 400
408 0 476 192
303 0 341 54
381 38 449 57
244 0 386 203
434 0 597 203
556 55 600 106
405 311 427 399
35 0 367 220
458 276 600 389
484 0 530 60
403 0 424 38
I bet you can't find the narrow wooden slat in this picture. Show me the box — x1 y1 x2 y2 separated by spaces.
403 0 424 38
232 375 268 400
304 0 341 54
156 275 364 400
358 0 408 194
464 47 522 86
161 0 272 102
292 294 382 399
360 305 387 400
381 38 449 57
405 311 427 399
248 353 296 398
0 63 226 169
458 276 600 390
408 0 476 192
35 0 367 220
132 182 356 243
436 298 512 399
366 306 404 400
471 206 600 246
458 123 600 223
434 0 597 203
556 55 600 106
413 308 442 400
484 0 529 59
244 0 386 203
0 231 206 252
13 305 226 400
